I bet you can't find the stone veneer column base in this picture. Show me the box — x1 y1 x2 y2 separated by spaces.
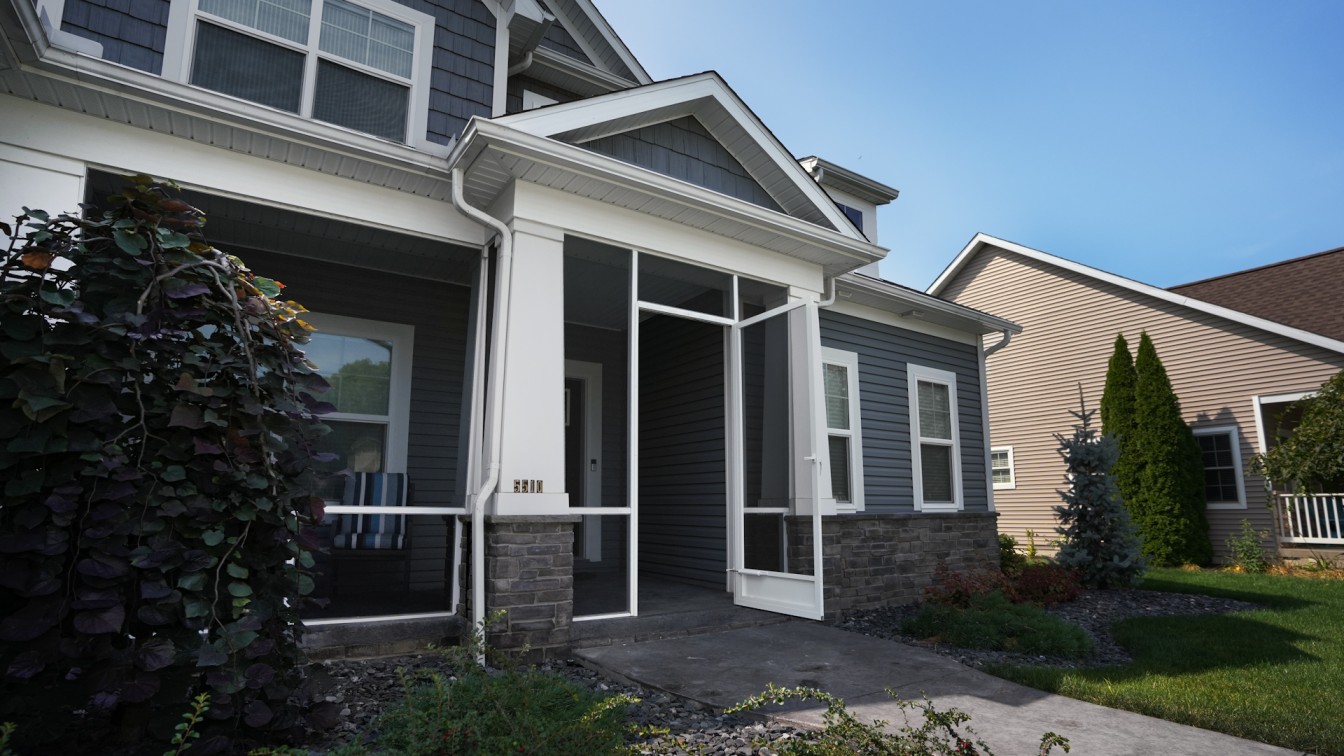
789 511 999 622
478 515 579 662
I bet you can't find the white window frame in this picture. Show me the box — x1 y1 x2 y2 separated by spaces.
990 446 1015 490
1192 425 1247 509
162 0 435 147
303 312 414 479
908 363 961 512
821 347 865 512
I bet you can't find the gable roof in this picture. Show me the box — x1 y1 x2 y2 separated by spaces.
1167 245 1344 342
929 233 1344 356
491 72 861 237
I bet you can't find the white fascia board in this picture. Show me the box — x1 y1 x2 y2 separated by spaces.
798 156 900 205
569 0 650 84
839 273 1020 336
492 73 863 240
526 46 636 95
930 233 1344 356
450 117 886 268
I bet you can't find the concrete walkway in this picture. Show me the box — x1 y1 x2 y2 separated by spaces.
575 621 1302 756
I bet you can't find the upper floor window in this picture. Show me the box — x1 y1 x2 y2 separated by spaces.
836 203 864 230
908 363 961 511
821 347 865 511
990 446 1015 490
1193 426 1246 509
164 0 434 144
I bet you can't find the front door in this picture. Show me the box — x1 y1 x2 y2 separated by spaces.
728 300 825 620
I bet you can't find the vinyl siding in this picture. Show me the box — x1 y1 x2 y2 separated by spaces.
819 310 989 513
940 247 1344 557
638 315 727 588
61 0 494 145
580 116 784 212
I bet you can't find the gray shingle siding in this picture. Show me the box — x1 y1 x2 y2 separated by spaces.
60 0 168 73
60 0 494 144
582 116 783 212
820 310 989 513
538 20 590 64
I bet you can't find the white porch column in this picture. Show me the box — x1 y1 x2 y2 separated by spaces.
493 220 570 515
788 287 837 516
0 143 86 246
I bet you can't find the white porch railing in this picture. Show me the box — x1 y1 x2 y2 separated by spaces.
1276 494 1344 544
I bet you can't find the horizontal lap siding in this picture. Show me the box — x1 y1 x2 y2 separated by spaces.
820 311 988 513
235 247 472 587
940 248 1344 557
638 316 726 588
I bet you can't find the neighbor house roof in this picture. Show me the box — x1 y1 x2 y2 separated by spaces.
929 233 1344 356
1167 245 1344 343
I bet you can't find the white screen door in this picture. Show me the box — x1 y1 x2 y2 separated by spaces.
728 299 825 619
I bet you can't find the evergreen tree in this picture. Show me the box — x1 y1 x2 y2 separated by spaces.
1054 391 1146 588
1099 334 1140 508
1129 332 1212 565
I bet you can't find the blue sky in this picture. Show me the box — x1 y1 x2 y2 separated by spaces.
593 1 1344 290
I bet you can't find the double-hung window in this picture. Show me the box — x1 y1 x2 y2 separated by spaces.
821 347 864 511
164 0 434 144
303 313 413 498
1193 426 1246 508
908 363 961 511
990 446 1015 489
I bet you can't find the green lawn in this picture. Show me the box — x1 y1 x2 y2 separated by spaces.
987 568 1344 755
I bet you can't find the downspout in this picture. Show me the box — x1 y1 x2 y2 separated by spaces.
983 328 1012 357
451 166 514 663
979 328 1012 513
817 275 837 308
506 51 534 77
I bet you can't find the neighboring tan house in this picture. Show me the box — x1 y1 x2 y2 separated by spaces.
930 235 1344 562
0 0 1020 655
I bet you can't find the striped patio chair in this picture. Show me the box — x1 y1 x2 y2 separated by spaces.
333 472 409 550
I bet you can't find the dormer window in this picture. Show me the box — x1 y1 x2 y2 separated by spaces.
164 0 434 144
836 203 864 230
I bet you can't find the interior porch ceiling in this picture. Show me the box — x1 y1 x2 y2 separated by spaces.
464 145 864 277
86 172 478 284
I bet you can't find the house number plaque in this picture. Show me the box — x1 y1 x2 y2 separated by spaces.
513 479 544 493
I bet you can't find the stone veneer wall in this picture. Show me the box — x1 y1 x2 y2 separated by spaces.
477 515 578 661
789 512 999 622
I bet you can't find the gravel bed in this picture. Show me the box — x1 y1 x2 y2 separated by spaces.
297 653 812 754
835 588 1263 669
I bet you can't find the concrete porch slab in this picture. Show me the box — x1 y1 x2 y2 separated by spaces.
575 621 1300 756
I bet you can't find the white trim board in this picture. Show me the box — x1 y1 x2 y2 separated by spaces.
930 233 1344 356
1191 425 1247 510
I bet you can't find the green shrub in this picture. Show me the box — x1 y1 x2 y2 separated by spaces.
904 591 1093 658
1225 519 1270 573
0 179 327 750
1012 564 1084 606
729 684 1070 755
999 534 1027 578
343 666 631 755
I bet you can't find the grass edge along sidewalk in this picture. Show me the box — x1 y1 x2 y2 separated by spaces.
988 567 1343 756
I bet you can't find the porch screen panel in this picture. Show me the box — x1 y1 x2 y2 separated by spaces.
301 514 454 620
739 312 811 575
637 253 731 317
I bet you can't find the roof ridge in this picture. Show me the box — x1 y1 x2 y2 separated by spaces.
1168 244 1344 291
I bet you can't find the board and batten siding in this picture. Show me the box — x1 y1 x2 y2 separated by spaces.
819 310 989 513
938 246 1344 558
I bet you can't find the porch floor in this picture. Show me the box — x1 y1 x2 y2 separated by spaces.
570 576 791 649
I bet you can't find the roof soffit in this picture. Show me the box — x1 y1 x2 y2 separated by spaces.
493 74 861 238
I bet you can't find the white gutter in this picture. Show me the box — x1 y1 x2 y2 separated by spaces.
983 328 1012 357
450 167 514 664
